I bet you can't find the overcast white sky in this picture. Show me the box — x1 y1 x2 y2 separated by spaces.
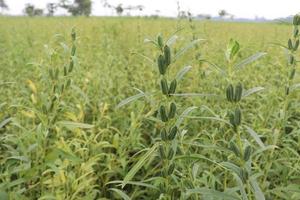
4 0 300 19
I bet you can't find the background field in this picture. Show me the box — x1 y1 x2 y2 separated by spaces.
0 17 299 199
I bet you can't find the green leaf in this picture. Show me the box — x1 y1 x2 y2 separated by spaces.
121 144 158 188
116 93 146 109
226 39 240 61
234 52 266 71
107 180 158 190
186 188 240 200
242 87 265 98
0 118 12 129
200 59 227 76
0 191 8 200
176 66 192 81
176 106 198 126
173 39 205 61
109 188 131 200
249 177 265 200
233 174 248 200
244 126 265 148
290 83 300 92
57 121 94 129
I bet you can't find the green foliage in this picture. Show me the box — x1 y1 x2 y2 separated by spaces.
0 16 299 200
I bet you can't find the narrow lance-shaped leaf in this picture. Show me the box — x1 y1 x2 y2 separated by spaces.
176 65 192 81
121 144 158 188
244 126 265 148
234 52 267 71
173 39 205 61
109 188 131 200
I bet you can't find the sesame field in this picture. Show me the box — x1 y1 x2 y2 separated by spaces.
0 17 300 200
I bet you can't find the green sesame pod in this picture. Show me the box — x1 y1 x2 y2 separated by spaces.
243 146 252 161
157 35 164 49
294 39 299 51
159 145 165 159
286 86 290 95
234 83 243 102
168 126 178 140
157 55 166 75
226 84 234 102
168 79 177 95
64 66 67 76
288 39 293 50
229 112 235 127
71 29 76 41
66 79 71 88
161 78 169 95
167 163 175 175
240 168 248 183
71 45 76 56
69 59 74 72
234 108 242 126
61 83 64 93
164 45 171 66
49 69 54 80
229 141 241 157
160 128 167 141
293 14 300 26
294 28 299 37
55 68 59 80
289 55 295 65
290 68 296 79
159 105 168 122
168 102 177 119
167 149 174 160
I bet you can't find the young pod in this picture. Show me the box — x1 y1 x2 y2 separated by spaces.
168 126 178 140
234 108 242 126
293 14 300 26
71 45 76 56
288 39 293 50
160 128 167 141
49 68 54 80
157 35 164 49
167 163 175 175
66 79 71 88
168 79 177 95
226 84 234 102
168 102 177 119
234 83 243 102
294 39 299 51
285 86 290 95
159 105 168 122
290 68 296 79
159 145 165 159
294 28 299 38
157 55 166 75
64 65 68 76
71 30 76 41
240 168 248 183
160 78 169 95
229 112 235 127
167 149 174 160
69 59 74 72
229 141 241 157
289 55 295 65
243 146 252 161
164 45 171 66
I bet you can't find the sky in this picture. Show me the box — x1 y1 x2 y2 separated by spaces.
3 0 300 19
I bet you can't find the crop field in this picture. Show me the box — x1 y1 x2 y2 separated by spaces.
0 17 300 200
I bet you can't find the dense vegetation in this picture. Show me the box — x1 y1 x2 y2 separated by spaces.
0 16 300 200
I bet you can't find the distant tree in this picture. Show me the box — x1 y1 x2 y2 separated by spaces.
0 0 8 12
24 4 44 16
102 1 144 16
46 3 58 16
115 4 123 16
24 4 35 16
218 9 228 18
60 0 92 16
